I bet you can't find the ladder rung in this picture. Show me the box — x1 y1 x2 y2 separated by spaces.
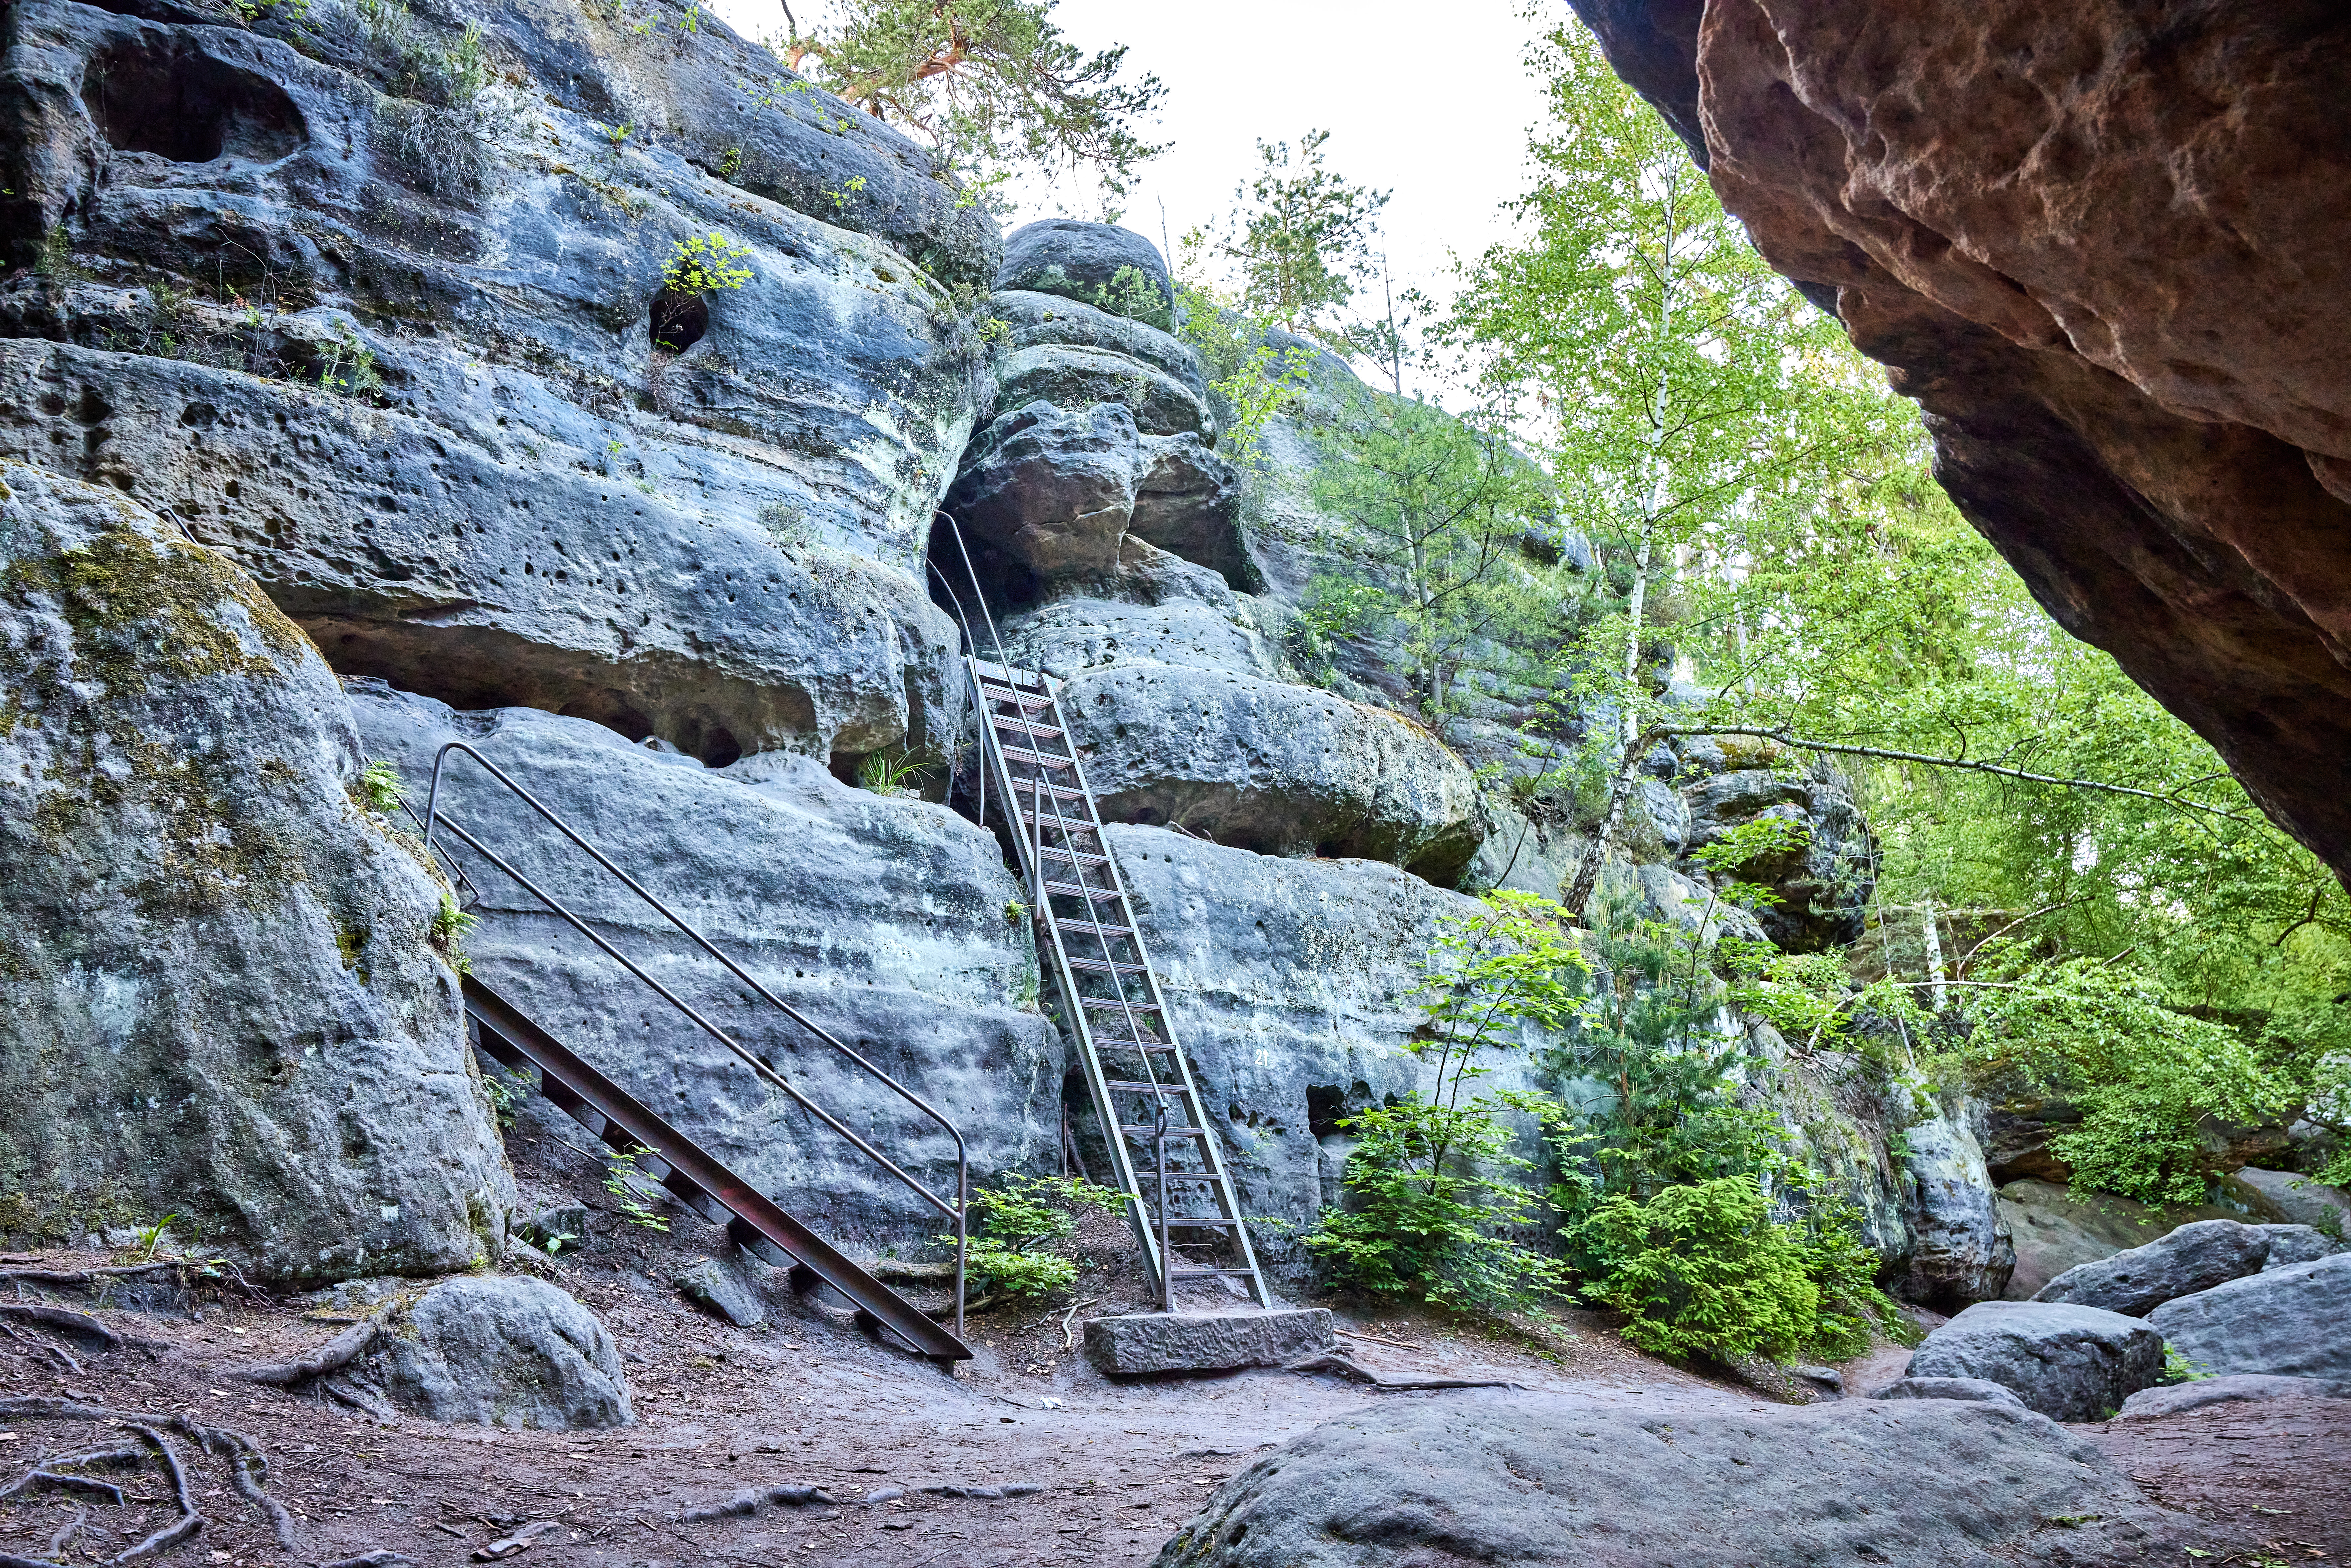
1067 957 1146 975
1057 918 1135 938
1079 996 1161 1012
1170 1267 1260 1278
1000 745 1074 769
1018 810 1101 830
1010 777 1088 802
1121 1124 1212 1138
978 680 1051 708
1040 846 1109 866
1046 881 1122 902
991 717 1065 739
1150 1173 1227 1184
1104 1079 1186 1095
1148 1217 1245 1229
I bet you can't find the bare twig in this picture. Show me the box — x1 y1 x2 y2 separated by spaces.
1333 1328 1422 1352
1059 1296 1098 1353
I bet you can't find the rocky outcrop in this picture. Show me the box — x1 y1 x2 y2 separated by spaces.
1995 1178 2251 1300
0 0 987 763
997 220 1173 329
1152 1394 2219 1566
2231 1167 2351 1235
1677 765 1871 952
2145 1253 2351 1381
0 463 511 1281
364 1276 632 1430
1569 1 2351 884
2034 1219 2275 1316
2116 1374 2351 1422
1905 1300 2165 1420
1867 1376 2027 1409
349 684 1062 1250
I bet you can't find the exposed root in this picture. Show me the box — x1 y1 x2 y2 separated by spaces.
1283 1350 1518 1390
0 1398 301 1558
0 1303 120 1350
0 1467 127 1505
0 1264 181 1290
318 1377 400 1425
226 1318 378 1387
320 1554 416 1568
113 1424 200 1566
47 1506 87 1556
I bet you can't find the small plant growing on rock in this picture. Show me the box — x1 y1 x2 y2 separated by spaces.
855 748 934 798
662 232 754 297
317 321 385 400
758 499 813 551
602 1150 670 1231
429 894 477 973
357 759 403 813
1090 264 1168 329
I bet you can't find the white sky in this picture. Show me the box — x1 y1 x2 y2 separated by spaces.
707 0 1555 336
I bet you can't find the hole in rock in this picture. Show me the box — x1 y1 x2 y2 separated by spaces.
650 290 708 353
553 694 655 744
925 511 1041 621
1304 1085 1346 1142
83 41 305 164
695 726 743 769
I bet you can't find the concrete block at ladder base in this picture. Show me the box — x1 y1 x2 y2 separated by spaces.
1084 1309 1335 1376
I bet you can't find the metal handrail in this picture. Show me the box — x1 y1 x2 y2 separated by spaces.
420 741 967 1339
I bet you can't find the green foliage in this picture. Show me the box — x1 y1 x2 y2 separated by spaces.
602 1150 670 1232
1217 130 1389 345
316 322 384 400
1090 264 1169 330
430 895 476 974
130 1213 179 1263
952 1172 1130 1300
1303 386 1558 717
779 0 1166 203
1168 234 1320 462
758 499 814 552
357 759 403 814
354 0 489 106
662 233 754 296
1569 1177 1817 1360
1305 893 1586 1311
855 748 934 798
2162 1342 2214 1385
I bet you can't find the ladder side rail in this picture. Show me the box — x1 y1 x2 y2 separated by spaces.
968 658 1169 1290
466 978 970 1361
1042 705 1271 1301
421 792 967 1337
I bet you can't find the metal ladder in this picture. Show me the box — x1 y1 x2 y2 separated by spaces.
966 655 1270 1309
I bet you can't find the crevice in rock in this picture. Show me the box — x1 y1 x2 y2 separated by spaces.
650 290 708 353
83 41 306 165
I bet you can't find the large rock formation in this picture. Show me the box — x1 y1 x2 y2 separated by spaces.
0 0 985 765
0 462 511 1280
1568 1 2351 884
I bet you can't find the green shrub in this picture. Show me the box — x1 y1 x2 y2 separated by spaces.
1569 1176 1818 1360
951 1172 1129 1301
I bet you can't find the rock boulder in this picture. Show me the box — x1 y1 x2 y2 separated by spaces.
2145 1254 2351 1381
2115 1374 2351 1422
0 463 512 1282
2033 1219 2272 1316
997 221 1174 329
1866 1376 2027 1409
1151 1394 2217 1566
1084 1309 1334 1376
365 1277 632 1430
1904 1300 2165 1420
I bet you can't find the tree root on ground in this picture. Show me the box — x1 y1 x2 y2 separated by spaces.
1283 1350 1519 1390
0 1396 301 1563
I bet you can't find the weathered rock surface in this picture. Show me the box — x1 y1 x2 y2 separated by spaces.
2034 1219 2273 1316
365 1276 631 1430
1053 666 1486 879
990 291 1206 399
349 683 1062 1249
2258 1224 2342 1270
1891 1099 2016 1306
1906 1300 2165 1420
997 221 1173 329
1996 1179 2247 1300
0 0 987 762
1083 1309 1334 1376
2145 1254 2351 1381
2233 1167 2351 1235
2115 1374 2351 1422
0 462 511 1281
1571 0 2351 884
675 1252 771 1329
992 345 1209 437
1151 1394 2217 1566
1866 1376 2028 1409
1679 767 1871 951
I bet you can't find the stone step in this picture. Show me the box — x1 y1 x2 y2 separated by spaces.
1082 1308 1334 1377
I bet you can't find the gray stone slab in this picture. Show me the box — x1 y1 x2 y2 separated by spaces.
1085 1309 1334 1376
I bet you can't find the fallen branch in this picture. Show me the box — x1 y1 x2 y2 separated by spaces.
1059 1296 1098 1353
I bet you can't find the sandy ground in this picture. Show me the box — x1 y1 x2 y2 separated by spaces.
0 1135 2341 1568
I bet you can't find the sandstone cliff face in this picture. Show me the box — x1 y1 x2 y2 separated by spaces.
1570 0 2351 880
0 463 512 1279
